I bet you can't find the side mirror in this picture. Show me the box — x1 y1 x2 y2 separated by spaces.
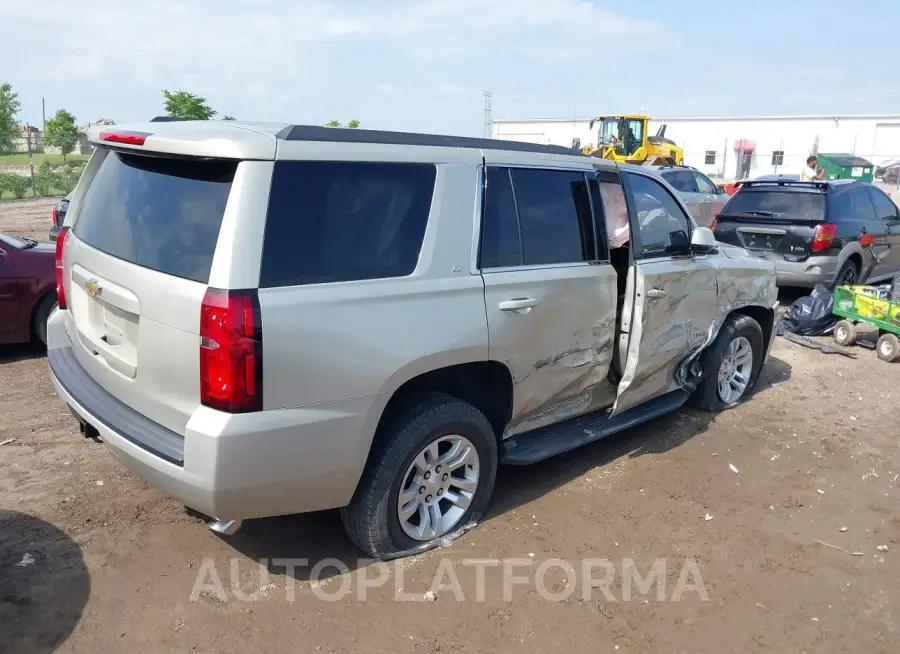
691 226 718 253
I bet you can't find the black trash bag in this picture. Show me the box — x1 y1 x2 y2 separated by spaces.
776 284 837 336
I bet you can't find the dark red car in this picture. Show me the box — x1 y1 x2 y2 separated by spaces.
0 233 57 345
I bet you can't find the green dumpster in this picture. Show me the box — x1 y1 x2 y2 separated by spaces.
816 153 874 182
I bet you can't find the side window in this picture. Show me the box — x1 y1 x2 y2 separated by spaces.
623 173 693 259
597 180 630 249
481 167 522 268
869 189 899 222
849 189 877 222
693 172 717 194
510 168 595 266
259 161 436 287
663 170 699 193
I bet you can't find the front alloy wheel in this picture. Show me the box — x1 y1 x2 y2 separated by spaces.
717 336 754 404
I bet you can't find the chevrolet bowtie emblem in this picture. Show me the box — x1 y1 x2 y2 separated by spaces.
85 279 102 297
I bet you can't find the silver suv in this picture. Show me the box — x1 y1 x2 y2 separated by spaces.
48 121 778 558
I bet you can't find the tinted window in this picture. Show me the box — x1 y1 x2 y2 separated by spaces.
260 162 436 287
624 173 692 258
73 150 235 283
481 167 521 268
849 189 877 222
662 170 699 193
510 168 594 266
723 190 825 220
693 172 717 194
869 189 899 221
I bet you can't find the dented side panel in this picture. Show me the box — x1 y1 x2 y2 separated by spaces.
712 250 779 327
611 257 718 416
483 264 619 438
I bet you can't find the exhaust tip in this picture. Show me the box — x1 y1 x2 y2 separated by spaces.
208 518 242 536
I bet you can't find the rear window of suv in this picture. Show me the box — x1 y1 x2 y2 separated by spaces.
73 149 236 283
260 161 436 287
722 189 825 220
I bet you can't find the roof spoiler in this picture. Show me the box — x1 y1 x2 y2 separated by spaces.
736 179 829 189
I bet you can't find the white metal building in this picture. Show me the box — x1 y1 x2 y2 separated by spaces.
493 114 900 180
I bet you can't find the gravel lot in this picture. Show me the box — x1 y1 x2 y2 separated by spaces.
2 199 898 653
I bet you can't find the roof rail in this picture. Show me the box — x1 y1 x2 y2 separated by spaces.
278 125 581 156
149 116 191 122
736 179 830 190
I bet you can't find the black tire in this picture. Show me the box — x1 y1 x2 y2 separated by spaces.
833 320 857 347
31 293 58 346
341 393 498 558
876 333 900 362
833 259 859 289
688 314 764 413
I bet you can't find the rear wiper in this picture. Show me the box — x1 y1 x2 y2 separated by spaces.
21 237 39 249
743 210 775 217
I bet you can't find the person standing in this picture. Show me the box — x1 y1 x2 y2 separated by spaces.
800 155 825 181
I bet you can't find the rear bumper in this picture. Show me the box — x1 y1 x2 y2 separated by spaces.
46 311 378 520
766 255 838 288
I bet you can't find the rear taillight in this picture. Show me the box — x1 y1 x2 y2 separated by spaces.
55 226 70 310
709 217 717 231
812 223 836 252
199 288 262 413
51 206 58 226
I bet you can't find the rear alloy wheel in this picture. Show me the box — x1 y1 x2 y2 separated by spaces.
834 260 859 288
876 333 900 362
833 320 857 347
341 393 497 558
397 435 480 541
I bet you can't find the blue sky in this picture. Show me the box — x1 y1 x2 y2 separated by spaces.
4 0 899 136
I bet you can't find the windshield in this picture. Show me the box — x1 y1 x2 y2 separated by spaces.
597 118 619 145
722 190 825 220
0 234 28 249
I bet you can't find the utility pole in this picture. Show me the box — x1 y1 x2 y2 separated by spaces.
483 90 493 139
25 122 36 196
42 98 47 133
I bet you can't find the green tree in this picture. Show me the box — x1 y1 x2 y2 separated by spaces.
325 120 341 127
325 120 360 128
0 83 22 155
222 115 236 120
162 90 216 120
347 120 360 129
44 109 80 162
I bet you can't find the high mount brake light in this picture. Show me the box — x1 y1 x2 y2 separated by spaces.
98 130 150 146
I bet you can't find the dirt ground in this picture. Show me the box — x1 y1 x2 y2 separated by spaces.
2 199 898 653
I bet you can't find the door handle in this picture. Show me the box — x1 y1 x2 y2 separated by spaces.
646 289 667 299
499 297 539 312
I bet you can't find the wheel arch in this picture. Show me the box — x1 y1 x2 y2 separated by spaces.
29 289 58 341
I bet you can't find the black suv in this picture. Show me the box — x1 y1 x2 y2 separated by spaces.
713 179 900 288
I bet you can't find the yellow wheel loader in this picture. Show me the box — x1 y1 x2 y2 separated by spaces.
574 115 683 166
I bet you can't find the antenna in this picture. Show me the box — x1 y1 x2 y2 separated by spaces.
483 90 494 138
